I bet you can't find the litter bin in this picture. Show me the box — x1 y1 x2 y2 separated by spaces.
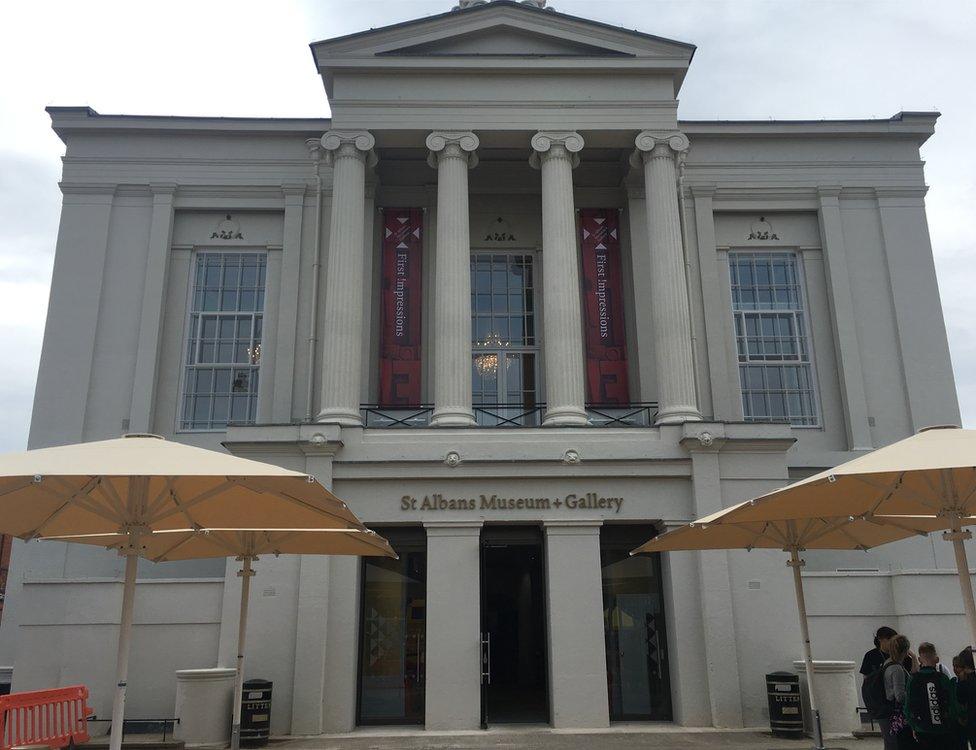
766 671 803 737
240 679 272 747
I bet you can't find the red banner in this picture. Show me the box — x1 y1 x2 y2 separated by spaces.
580 209 630 404
379 209 423 405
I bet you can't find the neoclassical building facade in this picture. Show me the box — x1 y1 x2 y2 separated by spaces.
0 0 964 735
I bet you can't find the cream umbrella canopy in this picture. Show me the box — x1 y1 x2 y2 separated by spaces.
632 506 953 750
50 527 397 750
713 425 976 647
0 434 372 750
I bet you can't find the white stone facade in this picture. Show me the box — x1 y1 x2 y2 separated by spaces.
0 0 964 736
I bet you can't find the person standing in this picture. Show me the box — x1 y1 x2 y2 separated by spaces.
904 642 961 749
956 648 976 749
880 635 916 749
863 627 899 678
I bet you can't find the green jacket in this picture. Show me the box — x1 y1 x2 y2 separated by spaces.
904 667 963 735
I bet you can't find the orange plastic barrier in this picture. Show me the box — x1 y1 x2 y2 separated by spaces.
0 685 92 750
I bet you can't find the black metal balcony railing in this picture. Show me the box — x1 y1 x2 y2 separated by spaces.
360 402 658 428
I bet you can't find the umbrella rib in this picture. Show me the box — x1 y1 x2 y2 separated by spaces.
165 484 206 529
0 477 36 499
800 518 843 547
857 473 942 513
151 531 200 562
759 522 790 548
957 470 976 514
832 523 870 551
866 515 931 537
144 480 177 521
26 477 103 537
236 479 364 529
348 529 398 557
866 475 903 515
90 482 128 524
149 480 235 524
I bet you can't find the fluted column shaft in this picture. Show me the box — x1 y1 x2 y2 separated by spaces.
317 130 375 425
636 131 702 424
531 132 588 426
428 132 479 427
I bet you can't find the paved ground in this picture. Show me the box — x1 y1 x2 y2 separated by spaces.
274 728 884 750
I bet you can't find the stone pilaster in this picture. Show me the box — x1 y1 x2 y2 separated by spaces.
634 131 702 424
427 131 479 427
530 132 588 426
317 130 376 425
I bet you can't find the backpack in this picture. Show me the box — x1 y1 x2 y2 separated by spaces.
862 662 898 720
905 669 958 735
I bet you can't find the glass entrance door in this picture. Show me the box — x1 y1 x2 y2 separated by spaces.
480 526 549 726
600 525 672 721
357 528 426 725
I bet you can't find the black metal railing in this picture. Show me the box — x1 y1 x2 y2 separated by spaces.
360 402 658 428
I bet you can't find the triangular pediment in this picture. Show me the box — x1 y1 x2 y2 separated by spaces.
311 1 695 96
384 25 632 58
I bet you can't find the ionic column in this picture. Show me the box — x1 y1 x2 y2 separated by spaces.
427 131 479 427
634 131 703 424
530 131 588 427
317 130 376 425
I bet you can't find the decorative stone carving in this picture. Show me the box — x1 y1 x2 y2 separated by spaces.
633 130 691 159
320 130 377 168
445 451 462 467
530 131 584 169
563 449 582 464
426 131 480 169
210 214 244 240
482 216 516 243
747 216 780 240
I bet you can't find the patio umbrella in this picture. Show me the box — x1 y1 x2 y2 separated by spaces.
0 433 371 750
50 527 397 750
632 506 953 750
719 425 976 647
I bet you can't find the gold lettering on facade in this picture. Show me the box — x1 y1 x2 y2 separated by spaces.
399 492 623 513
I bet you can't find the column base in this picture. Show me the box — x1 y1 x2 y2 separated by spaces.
431 407 476 427
316 407 362 426
655 405 703 425
543 405 588 427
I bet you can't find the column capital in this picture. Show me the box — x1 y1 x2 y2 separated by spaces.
320 130 377 167
426 131 479 169
632 130 690 165
529 131 584 169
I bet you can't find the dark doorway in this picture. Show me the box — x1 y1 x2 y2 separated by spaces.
480 526 549 726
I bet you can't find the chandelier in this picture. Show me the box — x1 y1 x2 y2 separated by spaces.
473 332 511 376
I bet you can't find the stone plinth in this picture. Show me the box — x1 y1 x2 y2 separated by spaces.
174 668 236 748
793 660 859 737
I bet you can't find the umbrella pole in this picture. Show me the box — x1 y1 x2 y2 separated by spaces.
945 515 976 648
788 547 824 750
230 555 255 750
109 550 139 750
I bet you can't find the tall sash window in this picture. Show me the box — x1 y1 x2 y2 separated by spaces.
729 251 819 426
180 252 266 430
471 252 539 425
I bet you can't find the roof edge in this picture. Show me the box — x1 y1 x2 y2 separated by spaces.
310 0 696 54
47 107 332 143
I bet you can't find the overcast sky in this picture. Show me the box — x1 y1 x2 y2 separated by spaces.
1 0 973 452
